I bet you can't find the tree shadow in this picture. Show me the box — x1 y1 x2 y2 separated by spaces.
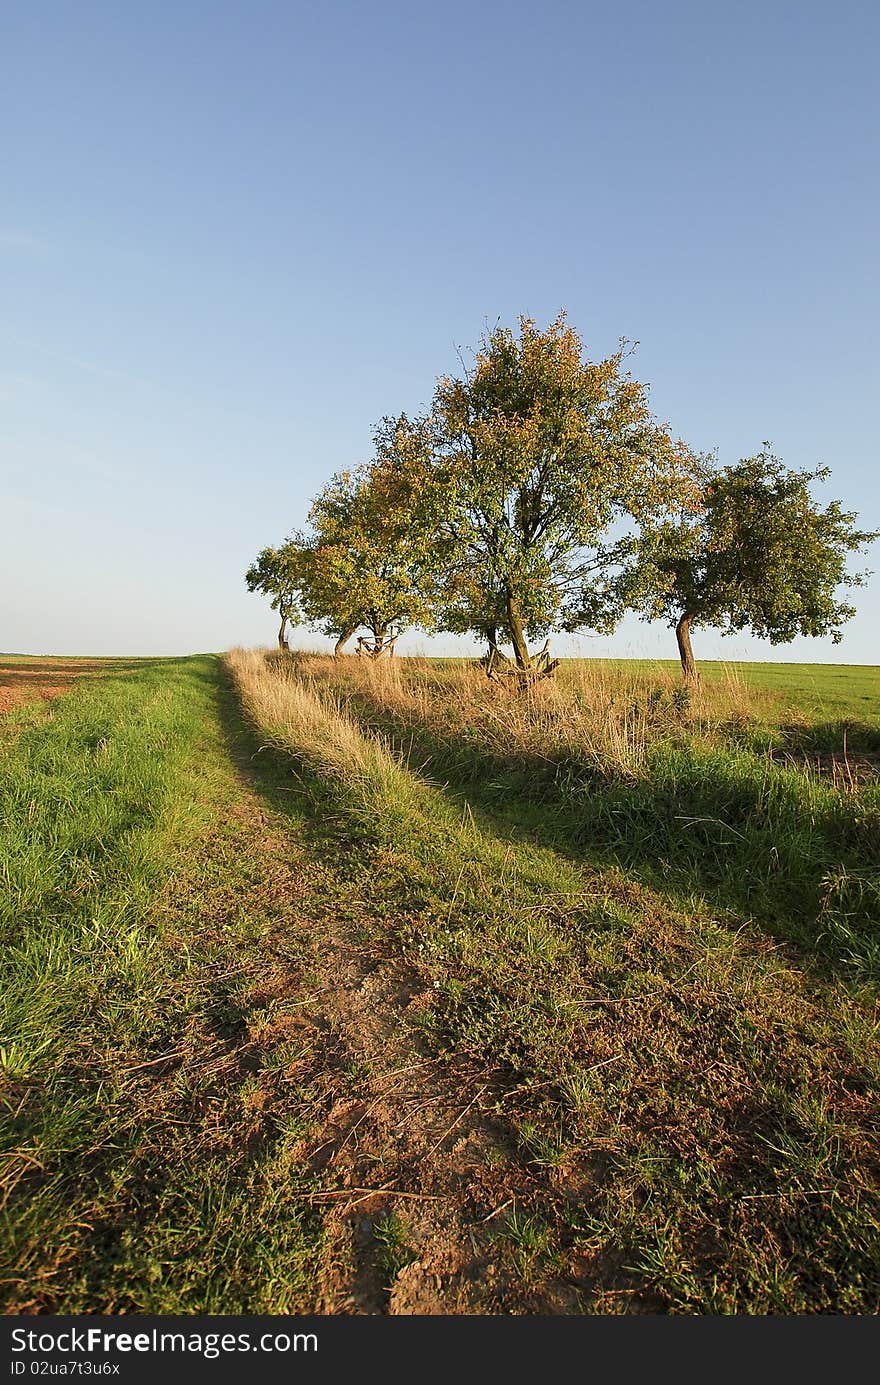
211 658 368 878
333 689 880 992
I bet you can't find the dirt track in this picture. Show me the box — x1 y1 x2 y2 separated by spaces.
223 754 586 1313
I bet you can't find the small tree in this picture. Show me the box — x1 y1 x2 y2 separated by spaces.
245 543 306 650
409 313 700 672
247 437 438 657
630 451 877 680
303 448 439 657
246 534 361 656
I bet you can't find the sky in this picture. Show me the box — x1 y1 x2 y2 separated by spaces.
2 0 878 665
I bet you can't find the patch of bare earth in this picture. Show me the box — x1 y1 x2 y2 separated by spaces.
0 659 135 717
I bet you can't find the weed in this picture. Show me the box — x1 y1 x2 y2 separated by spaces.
373 1213 418 1290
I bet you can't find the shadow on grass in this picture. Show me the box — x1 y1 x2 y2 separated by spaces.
333 690 880 992
213 657 879 993
212 657 369 881
772 719 880 758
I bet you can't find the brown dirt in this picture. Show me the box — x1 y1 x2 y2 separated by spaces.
0 658 141 717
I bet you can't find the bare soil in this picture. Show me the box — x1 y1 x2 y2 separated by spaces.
0 658 138 716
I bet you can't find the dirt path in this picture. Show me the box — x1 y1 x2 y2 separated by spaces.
222 741 583 1314
3 658 589 1314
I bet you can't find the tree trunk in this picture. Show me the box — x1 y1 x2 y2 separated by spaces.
505 594 531 670
676 612 699 682
278 613 289 650
371 623 388 657
334 626 356 657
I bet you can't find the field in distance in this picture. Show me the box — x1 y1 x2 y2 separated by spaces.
2 653 876 725
1 650 878 1314
419 655 880 728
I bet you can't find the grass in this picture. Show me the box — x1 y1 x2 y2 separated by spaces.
372 1213 418 1292
426 655 880 733
227 648 880 1313
0 656 326 1312
692 660 879 728
296 653 880 988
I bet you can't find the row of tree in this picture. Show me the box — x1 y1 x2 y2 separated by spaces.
247 314 876 680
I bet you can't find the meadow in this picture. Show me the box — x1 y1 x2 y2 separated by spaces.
2 652 878 1313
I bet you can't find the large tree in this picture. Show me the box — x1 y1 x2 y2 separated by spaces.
407 313 700 670
628 451 877 680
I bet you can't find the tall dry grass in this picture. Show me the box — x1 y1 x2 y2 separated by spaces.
261 650 880 980
226 647 434 828
286 650 766 780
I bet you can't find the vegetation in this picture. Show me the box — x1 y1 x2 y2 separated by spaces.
401 313 699 670
247 434 440 659
6 310 879 1316
3 651 879 1313
627 452 878 680
0 658 326 1311
303 452 438 658
247 314 874 677
297 654 880 979
245 543 306 650
226 648 880 1312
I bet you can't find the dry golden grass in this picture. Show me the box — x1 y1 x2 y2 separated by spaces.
226 648 430 820
285 650 768 780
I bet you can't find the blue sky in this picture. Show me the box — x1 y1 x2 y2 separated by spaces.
2 0 878 663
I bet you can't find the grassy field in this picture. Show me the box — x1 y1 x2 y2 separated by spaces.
604 660 879 749
439 656 880 740
2 651 879 1313
1 658 328 1311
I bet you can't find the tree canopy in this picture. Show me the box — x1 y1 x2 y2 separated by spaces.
245 542 308 649
302 452 438 656
627 451 878 679
246 315 875 676
404 313 701 668
246 438 438 657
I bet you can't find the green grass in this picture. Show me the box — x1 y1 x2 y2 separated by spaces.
596 660 876 722
230 650 880 1313
0 656 325 1312
695 660 879 726
372 1213 418 1292
311 662 880 989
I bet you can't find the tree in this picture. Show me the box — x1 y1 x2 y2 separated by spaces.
406 313 700 671
246 438 438 657
304 446 440 656
246 533 362 656
245 543 307 650
628 450 878 680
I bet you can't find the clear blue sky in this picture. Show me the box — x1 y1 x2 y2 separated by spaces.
2 0 878 663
